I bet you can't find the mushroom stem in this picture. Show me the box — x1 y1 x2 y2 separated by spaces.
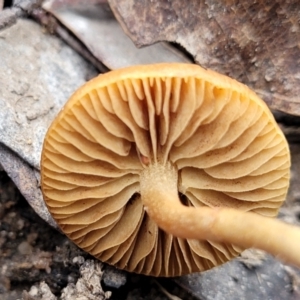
140 163 300 267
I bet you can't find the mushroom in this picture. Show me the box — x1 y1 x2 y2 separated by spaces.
41 63 300 277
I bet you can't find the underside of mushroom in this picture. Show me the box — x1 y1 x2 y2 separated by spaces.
41 63 299 277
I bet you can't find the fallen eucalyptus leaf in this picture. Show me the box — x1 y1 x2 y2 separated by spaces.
109 0 300 115
42 0 190 70
0 19 96 169
0 18 96 224
176 254 297 300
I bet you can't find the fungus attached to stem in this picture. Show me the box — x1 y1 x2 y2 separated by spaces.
140 162 300 267
41 63 299 277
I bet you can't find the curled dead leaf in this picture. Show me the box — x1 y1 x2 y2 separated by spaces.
109 0 300 115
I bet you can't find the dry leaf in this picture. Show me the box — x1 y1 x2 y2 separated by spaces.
0 19 96 225
43 0 190 70
109 0 300 115
176 255 297 300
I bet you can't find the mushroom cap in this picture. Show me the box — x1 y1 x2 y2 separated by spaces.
41 63 290 277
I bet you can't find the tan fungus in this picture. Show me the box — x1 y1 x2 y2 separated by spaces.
41 63 299 277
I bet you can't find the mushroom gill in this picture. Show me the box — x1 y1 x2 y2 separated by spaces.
41 63 298 277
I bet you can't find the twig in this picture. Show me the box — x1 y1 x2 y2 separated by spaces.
153 280 183 300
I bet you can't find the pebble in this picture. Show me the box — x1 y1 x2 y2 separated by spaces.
18 241 33 255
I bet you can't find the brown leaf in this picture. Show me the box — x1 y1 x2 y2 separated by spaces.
109 0 300 115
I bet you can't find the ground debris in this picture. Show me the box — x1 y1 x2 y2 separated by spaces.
22 258 111 300
102 265 127 289
60 258 111 300
23 281 57 300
